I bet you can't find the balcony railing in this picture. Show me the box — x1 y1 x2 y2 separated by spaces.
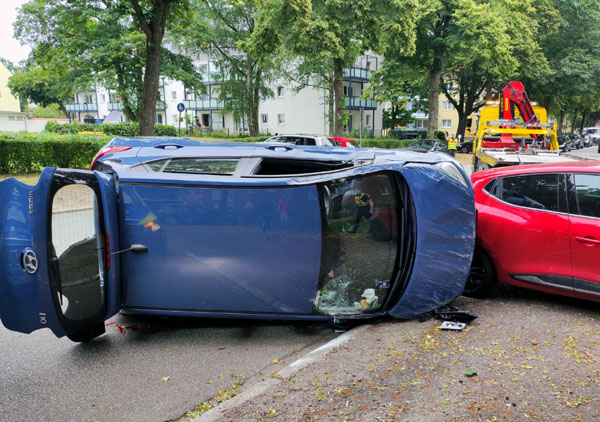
343 67 371 81
108 102 123 111
66 103 98 112
344 97 377 110
183 99 224 110
156 100 166 111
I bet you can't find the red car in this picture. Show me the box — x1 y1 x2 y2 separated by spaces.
465 161 600 302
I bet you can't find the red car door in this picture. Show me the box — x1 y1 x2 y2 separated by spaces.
569 173 600 298
476 173 573 291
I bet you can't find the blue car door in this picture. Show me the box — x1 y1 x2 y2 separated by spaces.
0 168 121 341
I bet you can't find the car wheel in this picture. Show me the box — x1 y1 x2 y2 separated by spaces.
460 146 468 153
67 323 106 343
463 247 496 298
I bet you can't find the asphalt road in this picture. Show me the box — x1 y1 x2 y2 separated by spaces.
0 314 336 421
566 143 600 160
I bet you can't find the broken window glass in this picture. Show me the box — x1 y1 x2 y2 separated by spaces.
314 172 399 315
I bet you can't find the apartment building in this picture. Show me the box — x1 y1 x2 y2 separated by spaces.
66 54 385 137
407 92 460 137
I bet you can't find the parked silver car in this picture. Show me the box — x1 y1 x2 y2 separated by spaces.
264 134 337 147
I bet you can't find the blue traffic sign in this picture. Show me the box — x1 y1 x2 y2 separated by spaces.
177 103 185 112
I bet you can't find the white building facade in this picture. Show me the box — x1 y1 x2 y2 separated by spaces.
66 53 385 137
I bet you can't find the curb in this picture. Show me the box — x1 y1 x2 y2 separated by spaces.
192 324 370 422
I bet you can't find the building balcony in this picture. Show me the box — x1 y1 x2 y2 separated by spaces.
108 102 123 111
343 67 371 82
66 103 98 112
183 99 224 110
344 97 377 110
156 100 166 111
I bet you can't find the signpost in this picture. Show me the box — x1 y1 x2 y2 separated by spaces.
177 103 185 136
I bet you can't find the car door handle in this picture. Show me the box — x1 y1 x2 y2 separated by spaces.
265 145 293 151
575 236 600 246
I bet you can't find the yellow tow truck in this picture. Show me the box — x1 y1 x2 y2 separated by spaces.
472 81 575 172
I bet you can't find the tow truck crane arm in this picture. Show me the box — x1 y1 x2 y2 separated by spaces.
500 81 538 124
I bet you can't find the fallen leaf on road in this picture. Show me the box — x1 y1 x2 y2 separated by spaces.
272 359 279 364
162 376 170 382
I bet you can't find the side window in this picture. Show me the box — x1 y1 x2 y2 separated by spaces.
501 174 559 211
304 138 316 146
573 174 600 218
162 159 239 175
484 178 501 198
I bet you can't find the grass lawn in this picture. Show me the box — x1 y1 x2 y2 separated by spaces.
0 173 41 185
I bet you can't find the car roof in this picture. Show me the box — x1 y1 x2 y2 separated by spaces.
471 160 600 183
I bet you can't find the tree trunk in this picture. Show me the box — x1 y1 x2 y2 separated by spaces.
328 84 334 135
59 103 70 119
427 61 441 138
580 111 588 132
245 61 258 136
544 96 551 112
558 109 566 135
571 106 579 134
139 39 161 136
484 77 494 101
333 58 344 136
132 0 171 136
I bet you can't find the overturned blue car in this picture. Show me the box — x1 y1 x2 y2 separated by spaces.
0 138 475 342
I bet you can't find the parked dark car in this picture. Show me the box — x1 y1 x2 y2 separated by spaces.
465 161 600 303
457 140 474 153
0 138 475 342
557 135 572 152
569 134 584 149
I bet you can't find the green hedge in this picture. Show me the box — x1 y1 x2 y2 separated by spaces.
0 132 109 173
346 138 415 149
45 121 177 137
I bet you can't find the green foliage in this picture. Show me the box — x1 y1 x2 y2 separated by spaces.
45 121 177 137
13 0 199 125
31 104 64 118
0 132 109 173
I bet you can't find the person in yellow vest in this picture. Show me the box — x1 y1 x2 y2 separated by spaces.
447 133 458 157
348 191 374 234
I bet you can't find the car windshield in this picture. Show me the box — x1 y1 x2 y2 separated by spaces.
315 172 399 315
321 137 335 147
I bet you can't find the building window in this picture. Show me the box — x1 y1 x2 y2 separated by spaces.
156 114 163 124
445 82 453 92
101 94 106 102
441 119 452 129
415 119 425 128
366 115 371 126
261 114 268 124
343 86 348 96
173 114 179 123
278 113 285 124
171 91 177 100
442 101 453 110
85 94 94 103
405 102 413 111
277 86 285 97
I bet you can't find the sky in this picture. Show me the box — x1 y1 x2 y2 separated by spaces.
0 0 32 64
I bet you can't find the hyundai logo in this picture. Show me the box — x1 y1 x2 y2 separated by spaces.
22 249 38 274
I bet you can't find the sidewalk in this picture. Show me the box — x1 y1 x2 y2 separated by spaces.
189 293 600 421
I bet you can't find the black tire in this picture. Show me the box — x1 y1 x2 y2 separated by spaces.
67 323 106 343
460 146 468 153
463 247 496 298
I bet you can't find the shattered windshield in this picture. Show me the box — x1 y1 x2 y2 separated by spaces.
315 172 399 315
